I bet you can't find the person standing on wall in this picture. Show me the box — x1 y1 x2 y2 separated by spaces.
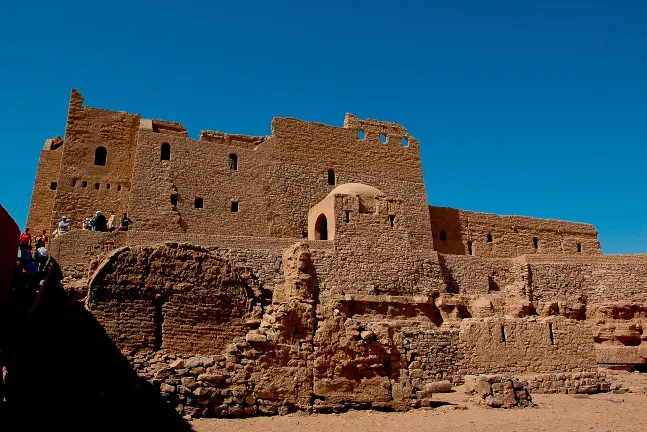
119 213 132 231
93 211 107 232
108 211 117 232
57 216 71 236
19 228 32 259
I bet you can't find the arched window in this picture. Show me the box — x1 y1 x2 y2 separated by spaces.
487 233 493 243
94 146 107 166
161 143 171 161
315 214 328 240
229 154 238 171
327 169 335 185
439 230 447 241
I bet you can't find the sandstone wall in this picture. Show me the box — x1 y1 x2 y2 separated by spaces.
459 318 597 375
49 230 289 293
26 141 62 235
49 90 140 232
87 244 266 354
429 206 601 258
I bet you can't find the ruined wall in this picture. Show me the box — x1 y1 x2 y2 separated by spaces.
26 138 63 235
429 206 601 258
50 90 140 232
311 194 443 299
49 230 290 294
266 115 432 248
527 254 647 306
402 328 462 384
87 244 266 354
128 124 271 235
459 318 597 375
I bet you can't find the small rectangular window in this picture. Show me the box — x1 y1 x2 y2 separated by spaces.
577 243 582 253
231 201 239 212
345 211 350 223
501 325 506 343
171 194 178 206
72 180 77 187
389 215 395 228
95 183 100 190
194 197 203 209
50 182 57 190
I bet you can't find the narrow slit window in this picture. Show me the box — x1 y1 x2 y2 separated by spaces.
533 237 538 249
72 179 77 187
577 243 582 253
229 154 238 171
327 169 335 185
389 215 395 228
501 325 507 343
161 143 171 161
170 194 178 206
467 241 473 255
487 233 493 243
439 229 447 241
94 146 107 166
345 211 350 223
548 323 555 345
117 185 122 191
50 182 57 190
194 197 203 209
231 201 239 212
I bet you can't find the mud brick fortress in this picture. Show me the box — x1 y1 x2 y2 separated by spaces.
25 90 647 417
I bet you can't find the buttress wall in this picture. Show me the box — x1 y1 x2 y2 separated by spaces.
49 90 140 232
429 206 601 258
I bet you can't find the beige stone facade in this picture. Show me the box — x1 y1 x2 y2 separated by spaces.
26 90 647 417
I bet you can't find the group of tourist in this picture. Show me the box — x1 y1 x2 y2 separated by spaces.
54 211 133 235
17 228 49 275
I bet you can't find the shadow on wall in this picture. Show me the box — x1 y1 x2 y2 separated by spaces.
2 259 193 432
429 207 465 255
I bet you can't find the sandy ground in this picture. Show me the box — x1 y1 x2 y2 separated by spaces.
193 371 647 432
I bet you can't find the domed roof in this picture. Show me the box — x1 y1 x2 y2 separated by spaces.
327 183 385 199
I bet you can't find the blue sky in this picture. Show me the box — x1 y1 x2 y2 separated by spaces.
0 0 645 253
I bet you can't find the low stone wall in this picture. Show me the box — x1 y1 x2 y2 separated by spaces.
521 372 610 394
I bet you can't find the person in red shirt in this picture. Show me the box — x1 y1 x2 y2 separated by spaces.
34 229 49 246
19 228 32 259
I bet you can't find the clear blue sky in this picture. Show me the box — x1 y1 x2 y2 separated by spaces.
1 0 645 253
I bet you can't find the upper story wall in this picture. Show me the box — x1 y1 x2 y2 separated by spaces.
27 137 63 234
127 122 271 236
429 206 601 258
50 90 139 231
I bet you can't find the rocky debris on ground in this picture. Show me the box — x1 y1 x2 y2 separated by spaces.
464 375 532 408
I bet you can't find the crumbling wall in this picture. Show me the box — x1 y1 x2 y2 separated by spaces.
87 244 266 354
26 139 63 235
459 318 597 375
429 206 601 258
50 89 140 232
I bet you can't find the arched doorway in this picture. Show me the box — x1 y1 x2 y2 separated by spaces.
315 214 328 240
